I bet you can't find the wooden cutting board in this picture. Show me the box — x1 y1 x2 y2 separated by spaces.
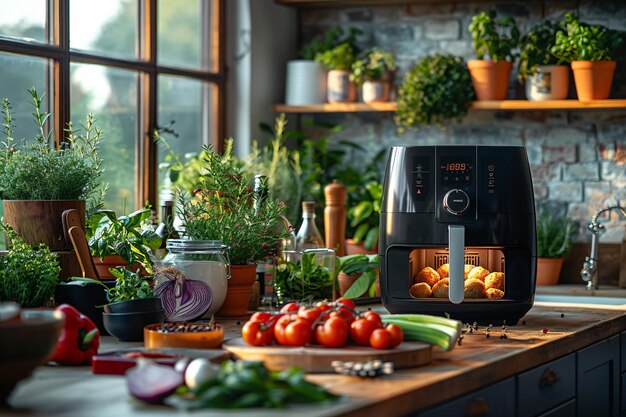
223 337 432 373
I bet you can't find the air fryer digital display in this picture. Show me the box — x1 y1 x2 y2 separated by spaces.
440 158 474 184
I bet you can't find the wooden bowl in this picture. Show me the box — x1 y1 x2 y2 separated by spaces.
144 323 224 349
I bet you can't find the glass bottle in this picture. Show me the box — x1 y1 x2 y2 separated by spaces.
296 201 324 251
154 200 180 259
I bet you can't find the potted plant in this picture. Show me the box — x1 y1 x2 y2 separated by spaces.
86 207 161 279
346 180 382 255
467 11 520 100
350 48 397 103
550 13 623 101
0 89 105 278
316 42 358 103
518 20 569 101
536 210 576 285
178 141 289 317
395 54 475 132
273 250 336 304
336 254 380 301
0 226 60 307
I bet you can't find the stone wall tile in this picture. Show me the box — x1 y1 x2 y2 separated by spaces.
543 145 577 163
564 162 600 181
548 182 583 202
584 181 613 202
424 19 461 40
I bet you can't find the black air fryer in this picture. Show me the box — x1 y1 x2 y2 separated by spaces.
379 146 536 324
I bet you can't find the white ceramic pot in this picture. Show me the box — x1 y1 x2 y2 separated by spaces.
362 80 391 103
327 69 357 103
285 60 326 105
525 65 569 101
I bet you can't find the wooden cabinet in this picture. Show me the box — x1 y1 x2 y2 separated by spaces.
577 335 620 417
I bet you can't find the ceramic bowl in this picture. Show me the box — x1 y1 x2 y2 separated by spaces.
103 309 165 342
144 323 224 349
0 307 64 404
102 297 163 314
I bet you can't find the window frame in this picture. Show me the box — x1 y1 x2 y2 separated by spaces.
0 0 226 209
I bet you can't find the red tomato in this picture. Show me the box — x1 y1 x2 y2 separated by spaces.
298 306 323 323
316 301 333 315
369 328 393 350
385 323 404 347
274 315 311 347
249 311 273 323
350 318 379 346
242 320 274 346
279 302 300 314
362 310 383 328
334 298 356 325
315 315 349 348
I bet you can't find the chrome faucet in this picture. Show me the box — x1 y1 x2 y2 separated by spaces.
580 204 626 290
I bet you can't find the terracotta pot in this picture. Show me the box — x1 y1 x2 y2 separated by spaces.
345 239 377 255
571 60 616 101
525 65 570 101
93 255 145 280
337 271 381 298
467 60 513 100
327 70 357 103
536 257 564 286
216 264 257 317
2 200 85 251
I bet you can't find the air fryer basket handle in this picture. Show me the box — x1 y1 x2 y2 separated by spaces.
448 225 465 304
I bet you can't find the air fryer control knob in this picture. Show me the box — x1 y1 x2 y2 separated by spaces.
443 189 470 216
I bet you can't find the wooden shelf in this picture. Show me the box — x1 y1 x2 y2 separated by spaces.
276 0 488 6
273 100 626 113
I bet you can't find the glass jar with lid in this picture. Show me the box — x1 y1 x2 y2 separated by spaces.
157 239 230 317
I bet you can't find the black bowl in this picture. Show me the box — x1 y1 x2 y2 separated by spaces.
103 297 163 314
102 309 165 342
55 281 115 335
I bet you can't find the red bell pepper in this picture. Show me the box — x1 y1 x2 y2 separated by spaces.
50 304 100 365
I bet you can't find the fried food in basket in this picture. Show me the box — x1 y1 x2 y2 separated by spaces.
485 272 505 291
464 264 475 279
464 278 485 298
414 267 440 287
436 263 449 279
467 266 490 282
432 278 449 298
409 282 433 298
485 288 504 299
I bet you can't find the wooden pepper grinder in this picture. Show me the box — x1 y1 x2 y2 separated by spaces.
324 180 347 256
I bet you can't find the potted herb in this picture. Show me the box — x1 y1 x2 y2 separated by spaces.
551 13 623 101
395 54 474 132
0 89 105 278
86 207 162 278
0 226 60 307
316 42 358 103
346 180 382 254
350 48 397 103
178 142 289 316
336 254 380 300
518 20 569 101
467 11 520 100
273 250 335 303
536 210 576 285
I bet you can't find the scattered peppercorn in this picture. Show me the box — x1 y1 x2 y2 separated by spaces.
156 322 218 333
561 313 565 318
542 327 549 334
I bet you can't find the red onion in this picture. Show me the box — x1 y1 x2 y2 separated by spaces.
126 360 184 403
155 267 212 322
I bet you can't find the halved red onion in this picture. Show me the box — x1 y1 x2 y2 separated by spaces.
155 268 212 322
126 360 184 403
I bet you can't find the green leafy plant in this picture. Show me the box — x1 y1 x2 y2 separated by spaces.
469 11 520 61
0 88 106 214
347 181 382 250
86 207 161 273
518 20 562 80
273 252 334 303
551 13 623 63
395 54 474 131
0 225 60 307
338 254 379 299
177 142 289 265
315 43 356 71
105 267 155 303
350 48 397 85
536 210 576 258
300 26 360 61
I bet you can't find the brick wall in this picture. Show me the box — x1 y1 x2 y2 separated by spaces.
298 1 626 241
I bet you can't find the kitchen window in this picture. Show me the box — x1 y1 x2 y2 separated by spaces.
0 0 225 215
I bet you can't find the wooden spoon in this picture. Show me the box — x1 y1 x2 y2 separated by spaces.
68 225 99 280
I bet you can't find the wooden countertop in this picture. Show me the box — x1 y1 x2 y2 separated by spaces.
4 303 626 417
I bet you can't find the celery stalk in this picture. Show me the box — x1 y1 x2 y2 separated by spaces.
381 315 461 351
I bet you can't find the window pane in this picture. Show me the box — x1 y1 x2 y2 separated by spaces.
157 75 212 201
71 63 138 216
0 0 47 43
157 0 209 69
70 0 138 60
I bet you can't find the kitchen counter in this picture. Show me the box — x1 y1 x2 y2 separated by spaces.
4 302 626 417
